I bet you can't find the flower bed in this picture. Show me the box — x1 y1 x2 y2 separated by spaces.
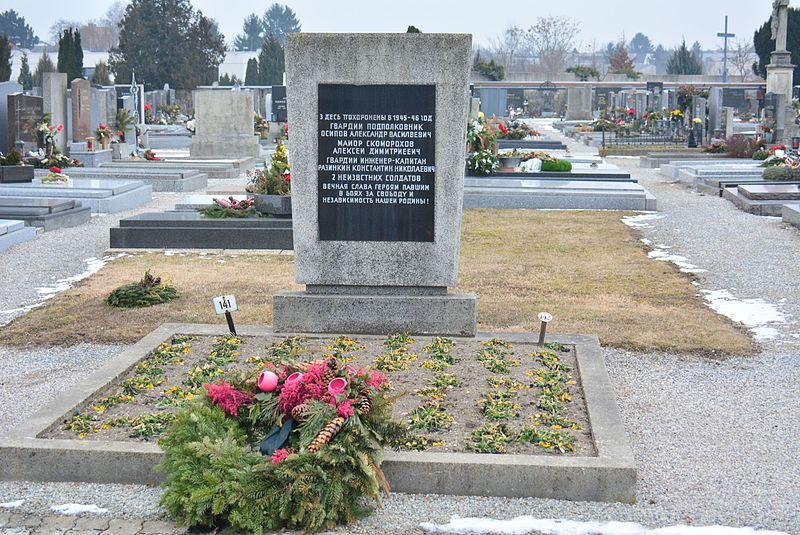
49 334 592 457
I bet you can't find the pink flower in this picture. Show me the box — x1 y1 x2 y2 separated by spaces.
49 125 55 131
271 448 289 464
99 123 107 129
204 381 254 416
328 377 347 395
49 166 62 173
366 371 387 389
57 124 63 131
337 400 354 418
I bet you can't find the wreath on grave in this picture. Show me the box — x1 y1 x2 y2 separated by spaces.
158 356 405 533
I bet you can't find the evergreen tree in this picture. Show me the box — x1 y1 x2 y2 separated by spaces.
258 32 284 86
91 60 111 85
652 44 671 74
73 30 84 80
57 28 78 81
0 10 38 48
690 41 703 63
32 49 56 87
233 13 262 51
0 34 10 82
109 0 226 90
753 7 800 85
17 51 33 89
629 32 653 60
218 72 231 85
407 25 421 33
667 40 703 74
262 3 300 47
244 57 259 85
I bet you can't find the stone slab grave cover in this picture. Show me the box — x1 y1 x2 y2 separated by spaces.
274 33 476 336
190 89 261 158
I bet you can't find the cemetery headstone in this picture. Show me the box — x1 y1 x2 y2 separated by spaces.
708 87 723 135
273 33 476 335
0 82 23 152
71 79 91 142
272 86 287 122
7 93 43 154
724 107 735 138
566 87 592 120
722 88 747 110
189 89 261 158
43 73 68 154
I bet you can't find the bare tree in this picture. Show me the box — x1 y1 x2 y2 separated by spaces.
488 26 527 73
525 16 580 77
729 38 756 81
49 19 80 44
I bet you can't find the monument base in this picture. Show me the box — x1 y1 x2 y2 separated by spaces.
273 286 477 336
190 137 261 159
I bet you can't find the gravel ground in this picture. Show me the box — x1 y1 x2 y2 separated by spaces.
0 134 798 533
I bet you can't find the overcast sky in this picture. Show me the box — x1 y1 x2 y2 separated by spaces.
17 0 773 51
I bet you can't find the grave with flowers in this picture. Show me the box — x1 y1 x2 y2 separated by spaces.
0 33 635 534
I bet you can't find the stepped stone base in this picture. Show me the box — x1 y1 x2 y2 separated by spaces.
274 287 477 336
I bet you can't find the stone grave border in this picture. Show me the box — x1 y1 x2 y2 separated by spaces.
0 323 636 503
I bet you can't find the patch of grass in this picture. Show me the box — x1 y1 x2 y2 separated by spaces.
0 211 754 355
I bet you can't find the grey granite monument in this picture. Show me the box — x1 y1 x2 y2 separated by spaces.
189 89 260 158
273 33 477 336
43 73 68 154
566 87 592 120
0 82 23 152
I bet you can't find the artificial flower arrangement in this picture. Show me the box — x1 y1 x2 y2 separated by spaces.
198 196 258 218
245 140 290 195
158 355 404 533
669 109 685 122
40 165 70 184
144 149 160 161
36 120 64 147
95 123 114 146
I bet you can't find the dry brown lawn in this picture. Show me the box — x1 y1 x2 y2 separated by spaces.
0 209 754 354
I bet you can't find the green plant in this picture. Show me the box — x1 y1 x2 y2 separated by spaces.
752 149 771 160
472 53 504 81
105 270 178 308
468 423 512 453
517 425 576 453
477 339 519 374
246 141 291 195
467 149 499 175
0 148 22 165
431 373 461 389
373 347 417 372
115 108 134 136
540 158 573 172
408 400 453 431
565 65 599 81
763 166 797 181
478 390 520 420
385 332 414 350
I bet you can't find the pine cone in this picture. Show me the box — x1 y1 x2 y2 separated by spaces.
307 416 345 453
357 396 372 415
291 403 310 422
320 362 336 385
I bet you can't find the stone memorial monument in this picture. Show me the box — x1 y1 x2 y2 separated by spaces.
765 0 798 143
7 93 43 154
43 73 68 154
566 87 592 121
189 89 261 158
0 82 23 152
273 33 477 335
71 79 91 143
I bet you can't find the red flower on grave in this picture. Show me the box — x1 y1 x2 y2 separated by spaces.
271 448 289 464
204 381 254 416
99 123 107 129
284 172 291 182
282 123 289 134
117 131 123 137
49 125 55 131
770 144 787 152
498 122 508 135
49 166 62 173
57 124 63 131
626 107 635 115
144 103 152 111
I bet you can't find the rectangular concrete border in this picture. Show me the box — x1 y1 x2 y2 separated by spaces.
0 324 636 503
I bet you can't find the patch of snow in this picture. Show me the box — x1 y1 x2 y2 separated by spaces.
702 289 790 340
648 247 707 273
51 503 108 515
0 500 23 508
420 516 788 535
621 213 663 229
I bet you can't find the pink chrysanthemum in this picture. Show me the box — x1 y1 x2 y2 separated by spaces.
366 370 387 389
337 399 354 418
204 381 254 416
271 448 289 464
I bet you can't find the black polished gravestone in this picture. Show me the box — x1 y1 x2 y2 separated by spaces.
272 86 287 122
317 83 436 242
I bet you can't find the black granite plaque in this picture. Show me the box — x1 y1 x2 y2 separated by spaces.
317 84 435 242
272 86 287 122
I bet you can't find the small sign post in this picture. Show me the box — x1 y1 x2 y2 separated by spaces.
537 312 552 345
213 295 238 335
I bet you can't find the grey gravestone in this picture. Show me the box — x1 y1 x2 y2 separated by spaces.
190 89 260 158
0 82 23 152
724 107 735 138
7 93 43 154
708 87 723 134
71 79 91 142
42 73 68 154
566 87 592 120
273 33 476 336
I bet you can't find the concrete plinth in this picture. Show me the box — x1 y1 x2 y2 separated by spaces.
190 90 261 158
274 288 477 336
70 149 113 167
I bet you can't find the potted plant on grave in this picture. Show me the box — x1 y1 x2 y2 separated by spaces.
245 140 291 217
0 148 35 183
40 165 70 185
95 123 114 149
497 149 523 171
254 112 270 140
113 109 134 158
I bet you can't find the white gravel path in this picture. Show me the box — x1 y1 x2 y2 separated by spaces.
0 136 797 534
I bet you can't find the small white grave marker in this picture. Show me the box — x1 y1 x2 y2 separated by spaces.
213 295 238 334
537 311 553 345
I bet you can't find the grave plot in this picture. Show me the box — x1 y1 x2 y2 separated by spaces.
1 324 633 505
